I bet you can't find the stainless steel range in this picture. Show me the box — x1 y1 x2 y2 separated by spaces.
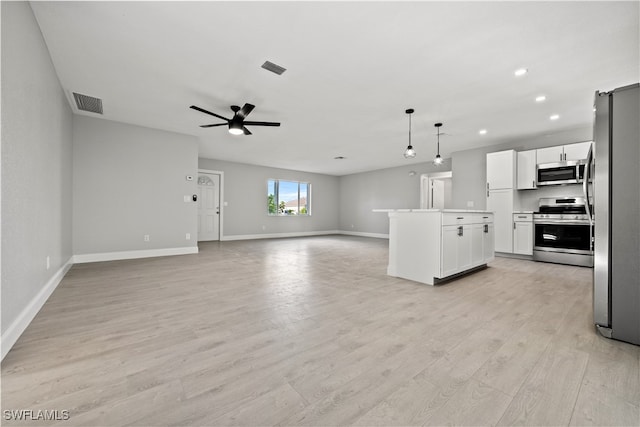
533 197 594 267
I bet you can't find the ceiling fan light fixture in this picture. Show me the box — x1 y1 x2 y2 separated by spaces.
228 121 244 135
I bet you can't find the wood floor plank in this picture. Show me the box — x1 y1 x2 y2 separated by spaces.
497 344 589 426
352 372 440 426
421 378 513 426
569 378 640 426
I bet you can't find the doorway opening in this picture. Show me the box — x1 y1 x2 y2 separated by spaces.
420 171 453 209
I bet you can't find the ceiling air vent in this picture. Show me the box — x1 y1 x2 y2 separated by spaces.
73 92 103 114
261 60 286 75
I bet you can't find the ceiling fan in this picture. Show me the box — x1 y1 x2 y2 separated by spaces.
190 103 280 135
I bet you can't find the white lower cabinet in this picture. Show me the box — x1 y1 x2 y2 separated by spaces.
471 223 485 267
442 224 473 277
439 213 494 280
483 223 495 263
513 213 533 255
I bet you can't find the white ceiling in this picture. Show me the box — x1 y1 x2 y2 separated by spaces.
30 1 639 176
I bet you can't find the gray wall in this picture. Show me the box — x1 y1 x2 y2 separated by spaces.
338 159 452 236
1 2 73 333
198 158 340 238
73 116 198 255
451 127 593 211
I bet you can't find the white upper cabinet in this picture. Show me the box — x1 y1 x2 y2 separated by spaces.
517 150 537 190
486 150 516 190
537 141 592 163
536 146 564 163
563 141 592 161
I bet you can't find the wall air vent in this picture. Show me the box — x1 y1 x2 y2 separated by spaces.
261 61 286 75
72 92 103 114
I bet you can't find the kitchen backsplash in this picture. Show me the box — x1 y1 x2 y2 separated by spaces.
515 183 590 212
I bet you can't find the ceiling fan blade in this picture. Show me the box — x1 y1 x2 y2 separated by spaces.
200 123 228 128
243 121 280 127
237 103 255 120
190 105 229 122
242 126 252 135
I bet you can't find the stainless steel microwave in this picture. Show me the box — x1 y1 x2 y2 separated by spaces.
537 160 587 186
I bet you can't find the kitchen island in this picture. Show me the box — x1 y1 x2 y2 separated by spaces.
374 209 495 285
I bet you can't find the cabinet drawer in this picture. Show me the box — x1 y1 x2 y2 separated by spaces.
442 214 473 226
473 213 494 224
513 213 533 222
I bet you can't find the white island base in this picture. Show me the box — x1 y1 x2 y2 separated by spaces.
377 209 495 285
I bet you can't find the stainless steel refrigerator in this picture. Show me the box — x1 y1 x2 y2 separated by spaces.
593 83 640 345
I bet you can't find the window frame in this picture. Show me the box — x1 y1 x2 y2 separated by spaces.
267 179 311 216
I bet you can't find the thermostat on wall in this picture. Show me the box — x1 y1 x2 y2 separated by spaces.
186 175 193 181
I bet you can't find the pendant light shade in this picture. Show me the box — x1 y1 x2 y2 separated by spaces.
404 108 416 158
434 122 443 165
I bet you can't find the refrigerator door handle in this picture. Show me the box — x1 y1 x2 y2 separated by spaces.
583 144 593 226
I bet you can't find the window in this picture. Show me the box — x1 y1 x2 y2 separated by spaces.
267 179 310 216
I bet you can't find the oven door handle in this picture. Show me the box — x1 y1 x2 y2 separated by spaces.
534 220 591 225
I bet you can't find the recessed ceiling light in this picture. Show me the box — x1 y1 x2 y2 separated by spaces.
514 68 528 77
550 114 560 120
535 95 546 102
479 129 488 135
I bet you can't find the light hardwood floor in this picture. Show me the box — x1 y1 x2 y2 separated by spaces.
2 235 639 426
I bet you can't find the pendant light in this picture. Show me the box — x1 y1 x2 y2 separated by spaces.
403 108 416 158
434 122 443 165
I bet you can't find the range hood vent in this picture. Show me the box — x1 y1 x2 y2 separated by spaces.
261 61 286 75
73 92 103 114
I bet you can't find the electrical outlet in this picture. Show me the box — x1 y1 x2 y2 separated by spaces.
467 201 475 208
262 225 266 230
186 233 191 240
144 234 150 242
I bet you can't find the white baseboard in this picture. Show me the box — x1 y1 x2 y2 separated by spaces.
221 230 389 241
1 258 73 361
221 230 342 241
73 246 199 263
338 230 389 239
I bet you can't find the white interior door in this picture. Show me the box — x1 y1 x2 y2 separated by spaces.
421 172 452 209
197 173 220 241
431 179 445 209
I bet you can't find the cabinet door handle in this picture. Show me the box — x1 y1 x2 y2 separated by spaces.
484 224 488 233
517 215 527 218
457 217 464 220
513 222 516 229
457 226 463 236
532 180 535 188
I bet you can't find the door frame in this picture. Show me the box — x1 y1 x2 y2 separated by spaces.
420 171 453 209
198 169 224 241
